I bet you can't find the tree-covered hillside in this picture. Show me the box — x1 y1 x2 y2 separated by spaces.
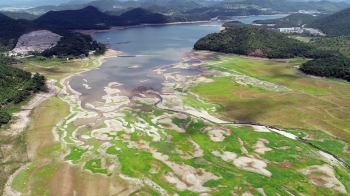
254 13 317 28
0 16 42 50
33 6 117 30
119 8 168 25
0 55 46 126
300 55 350 81
34 6 170 30
194 24 350 81
0 13 11 20
0 13 106 56
309 36 350 57
194 25 313 58
308 7 350 36
41 33 106 57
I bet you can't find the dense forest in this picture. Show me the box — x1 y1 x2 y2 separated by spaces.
300 55 350 81
34 6 170 30
41 33 106 57
0 12 106 57
194 24 315 58
0 55 46 126
308 7 350 37
253 13 317 28
194 23 350 81
309 36 350 58
0 15 42 51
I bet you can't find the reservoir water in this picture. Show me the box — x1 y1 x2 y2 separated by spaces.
70 15 286 103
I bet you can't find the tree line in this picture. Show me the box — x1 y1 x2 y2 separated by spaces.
194 24 350 81
0 55 46 126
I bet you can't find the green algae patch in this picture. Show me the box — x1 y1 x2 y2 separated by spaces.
64 146 88 164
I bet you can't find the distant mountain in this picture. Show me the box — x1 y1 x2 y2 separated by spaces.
34 6 116 29
34 6 170 30
0 12 11 19
0 16 42 49
119 8 168 24
0 11 39 20
308 7 350 36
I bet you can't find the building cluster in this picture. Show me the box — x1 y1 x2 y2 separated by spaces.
269 27 322 35
298 10 319 14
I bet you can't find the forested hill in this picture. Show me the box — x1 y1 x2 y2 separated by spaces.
300 55 350 82
34 6 116 30
308 7 350 36
119 8 168 25
0 16 43 50
0 55 46 126
0 13 11 20
194 25 313 58
34 6 169 30
194 23 350 81
253 13 317 28
0 12 106 56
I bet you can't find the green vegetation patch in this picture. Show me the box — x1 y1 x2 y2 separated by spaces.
191 56 350 145
84 159 108 174
64 146 88 164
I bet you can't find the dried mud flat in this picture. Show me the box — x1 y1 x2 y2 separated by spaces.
6 50 350 195
55 55 348 195
2 79 59 196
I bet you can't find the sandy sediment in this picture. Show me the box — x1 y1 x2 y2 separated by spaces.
6 79 59 137
3 79 59 195
3 163 31 196
3 49 121 195
299 165 347 194
212 151 272 177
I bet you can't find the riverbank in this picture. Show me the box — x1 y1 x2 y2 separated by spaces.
2 48 121 196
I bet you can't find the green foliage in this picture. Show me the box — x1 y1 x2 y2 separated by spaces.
195 23 350 81
254 13 317 28
194 25 313 58
64 146 88 164
0 55 46 126
308 7 350 36
300 55 350 81
167 13 210 22
309 36 350 57
84 159 108 174
0 110 11 126
34 6 169 30
42 33 106 57
119 8 168 25
0 16 42 50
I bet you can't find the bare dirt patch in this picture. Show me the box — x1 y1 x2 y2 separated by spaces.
11 30 62 56
299 165 347 194
212 151 272 177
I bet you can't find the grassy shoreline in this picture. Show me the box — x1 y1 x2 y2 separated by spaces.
5 50 350 195
4 49 121 195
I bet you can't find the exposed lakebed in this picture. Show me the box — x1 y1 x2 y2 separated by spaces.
53 16 349 195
